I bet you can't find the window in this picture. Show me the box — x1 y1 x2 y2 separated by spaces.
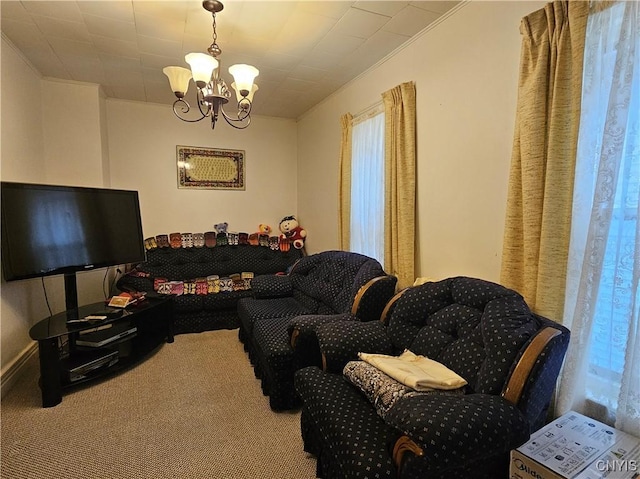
349 109 385 264
563 0 639 432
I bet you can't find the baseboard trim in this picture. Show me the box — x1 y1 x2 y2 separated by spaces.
1 342 39 398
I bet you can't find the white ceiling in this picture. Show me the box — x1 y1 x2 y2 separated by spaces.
0 1 460 119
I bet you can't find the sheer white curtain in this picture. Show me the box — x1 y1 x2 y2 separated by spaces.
557 1 639 436
350 109 385 264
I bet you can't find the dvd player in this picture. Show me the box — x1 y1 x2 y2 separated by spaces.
92 309 124 319
66 349 119 382
76 322 137 347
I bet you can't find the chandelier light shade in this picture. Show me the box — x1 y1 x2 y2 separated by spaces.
228 64 259 96
232 83 258 103
163 0 259 130
162 66 192 98
184 53 218 87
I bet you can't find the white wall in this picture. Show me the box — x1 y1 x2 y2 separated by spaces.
297 0 545 283
42 79 108 188
0 40 45 183
1 37 111 379
106 99 298 237
0 37 49 377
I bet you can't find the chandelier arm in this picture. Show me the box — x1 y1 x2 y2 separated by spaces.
237 97 252 117
196 89 213 117
172 98 208 123
221 114 252 129
218 99 252 128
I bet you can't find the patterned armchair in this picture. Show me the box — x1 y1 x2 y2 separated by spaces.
294 277 570 479
237 250 397 410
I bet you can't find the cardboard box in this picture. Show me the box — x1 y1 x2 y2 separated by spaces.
510 411 640 479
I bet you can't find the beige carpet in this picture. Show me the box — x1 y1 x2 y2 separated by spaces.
1 329 318 478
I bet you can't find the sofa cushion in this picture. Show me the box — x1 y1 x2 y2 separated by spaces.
252 275 294 298
290 251 385 314
384 393 530 474
386 277 539 395
166 290 253 313
202 290 254 310
238 296 312 325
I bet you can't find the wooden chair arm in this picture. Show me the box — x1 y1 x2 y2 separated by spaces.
502 326 561 405
392 435 424 477
379 289 407 324
290 328 300 349
350 276 391 316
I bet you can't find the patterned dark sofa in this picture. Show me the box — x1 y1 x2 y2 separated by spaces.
237 250 397 411
294 276 570 479
117 237 303 334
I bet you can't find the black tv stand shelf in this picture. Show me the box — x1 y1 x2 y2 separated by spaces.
29 298 173 408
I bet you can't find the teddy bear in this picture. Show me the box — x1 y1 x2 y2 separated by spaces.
249 224 272 246
257 224 271 247
278 216 307 249
214 222 228 246
258 224 271 235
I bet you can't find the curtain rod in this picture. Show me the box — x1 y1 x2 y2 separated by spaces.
352 101 384 125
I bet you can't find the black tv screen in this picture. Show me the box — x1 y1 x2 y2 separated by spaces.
1 182 146 281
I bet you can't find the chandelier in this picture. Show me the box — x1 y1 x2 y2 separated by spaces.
163 0 259 130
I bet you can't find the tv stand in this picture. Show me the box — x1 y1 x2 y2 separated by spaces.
29 298 173 407
64 272 79 321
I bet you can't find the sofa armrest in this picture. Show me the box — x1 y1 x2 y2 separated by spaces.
386 393 530 476
316 320 393 373
351 275 398 322
251 274 293 298
117 271 154 294
288 313 354 370
288 313 354 343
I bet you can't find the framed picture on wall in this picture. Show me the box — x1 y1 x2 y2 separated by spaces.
176 145 245 190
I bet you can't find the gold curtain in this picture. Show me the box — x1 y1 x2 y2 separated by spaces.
500 1 588 320
382 82 416 289
338 113 353 250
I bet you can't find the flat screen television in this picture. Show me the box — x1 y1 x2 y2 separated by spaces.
1 182 145 316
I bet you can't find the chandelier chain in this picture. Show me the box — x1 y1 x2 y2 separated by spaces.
211 12 217 46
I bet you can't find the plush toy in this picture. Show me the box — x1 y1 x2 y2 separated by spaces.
214 222 228 246
214 222 228 234
258 224 272 235
278 216 307 249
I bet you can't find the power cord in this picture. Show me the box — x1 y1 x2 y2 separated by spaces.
40 276 68 356
41 277 53 318
103 267 110 299
105 267 123 298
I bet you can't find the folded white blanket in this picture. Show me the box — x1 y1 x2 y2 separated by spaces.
358 350 467 391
